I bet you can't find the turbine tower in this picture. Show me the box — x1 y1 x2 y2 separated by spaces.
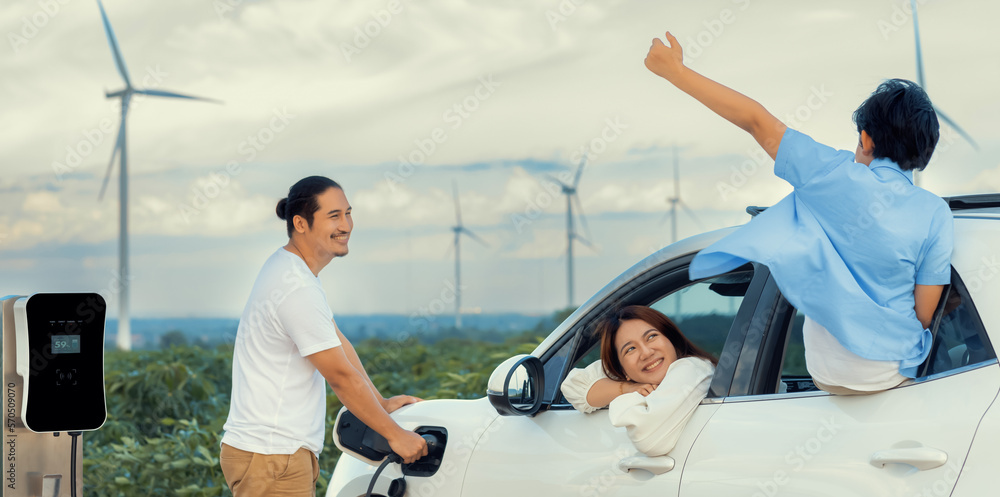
96 0 218 350
664 146 702 245
547 158 593 308
909 0 977 186
450 181 488 329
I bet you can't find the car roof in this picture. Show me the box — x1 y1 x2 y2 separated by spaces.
945 193 1000 211
946 193 1000 218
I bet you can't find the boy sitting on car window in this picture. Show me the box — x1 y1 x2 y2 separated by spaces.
643 31 953 395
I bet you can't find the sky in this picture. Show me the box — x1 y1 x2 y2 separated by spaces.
2 0 998 319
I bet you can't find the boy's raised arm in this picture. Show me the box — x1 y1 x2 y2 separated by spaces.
645 31 787 160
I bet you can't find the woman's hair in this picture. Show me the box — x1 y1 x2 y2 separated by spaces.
596 305 717 381
275 176 342 237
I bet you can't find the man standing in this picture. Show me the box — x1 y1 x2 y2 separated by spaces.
220 176 427 496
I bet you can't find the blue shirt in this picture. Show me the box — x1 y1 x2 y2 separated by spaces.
690 128 953 376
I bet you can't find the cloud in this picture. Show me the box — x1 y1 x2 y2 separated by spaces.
22 191 63 213
961 163 1000 193
504 228 577 260
166 175 275 237
2 0 998 316
627 234 671 258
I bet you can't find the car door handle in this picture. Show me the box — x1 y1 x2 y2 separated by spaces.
870 447 948 470
618 455 675 475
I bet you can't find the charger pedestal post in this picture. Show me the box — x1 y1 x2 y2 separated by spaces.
2 296 81 497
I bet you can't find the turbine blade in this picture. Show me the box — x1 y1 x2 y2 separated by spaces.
544 173 570 189
659 208 672 226
96 0 132 87
574 233 597 251
911 0 926 88
445 231 458 259
98 119 125 201
461 228 489 247
573 156 587 189
679 201 704 229
572 194 591 240
905 0 976 151
452 180 462 226
934 106 980 151
134 88 221 103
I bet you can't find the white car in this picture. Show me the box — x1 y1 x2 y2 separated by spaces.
328 193 1000 497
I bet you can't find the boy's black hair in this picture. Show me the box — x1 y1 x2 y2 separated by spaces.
852 78 939 171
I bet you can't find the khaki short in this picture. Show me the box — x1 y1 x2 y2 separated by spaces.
220 443 319 497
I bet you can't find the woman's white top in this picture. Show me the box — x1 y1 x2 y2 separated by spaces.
560 357 715 456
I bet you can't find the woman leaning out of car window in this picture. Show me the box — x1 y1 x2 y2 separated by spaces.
560 305 717 456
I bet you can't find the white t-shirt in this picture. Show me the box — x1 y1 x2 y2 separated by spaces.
803 316 907 391
222 248 342 456
560 357 715 456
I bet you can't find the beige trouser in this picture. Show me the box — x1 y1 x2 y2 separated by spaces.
220 443 319 497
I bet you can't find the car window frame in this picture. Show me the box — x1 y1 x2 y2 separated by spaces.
536 254 768 410
729 266 998 400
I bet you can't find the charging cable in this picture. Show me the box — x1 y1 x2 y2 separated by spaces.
364 454 399 497
68 431 82 497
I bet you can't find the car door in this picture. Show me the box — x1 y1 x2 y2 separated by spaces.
460 255 766 496
679 269 1000 497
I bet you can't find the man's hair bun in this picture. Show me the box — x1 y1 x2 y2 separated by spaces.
276 197 288 220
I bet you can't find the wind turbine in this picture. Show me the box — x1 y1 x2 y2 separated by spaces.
909 0 977 186
661 145 701 321
96 0 219 350
450 182 488 329
546 157 594 308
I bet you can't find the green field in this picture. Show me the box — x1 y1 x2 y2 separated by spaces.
85 330 544 496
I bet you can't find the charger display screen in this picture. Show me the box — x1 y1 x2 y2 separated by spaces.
51 335 81 354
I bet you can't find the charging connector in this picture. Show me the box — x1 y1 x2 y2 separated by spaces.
335 409 449 497
363 434 440 497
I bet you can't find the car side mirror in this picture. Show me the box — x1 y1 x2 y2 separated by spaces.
486 354 544 416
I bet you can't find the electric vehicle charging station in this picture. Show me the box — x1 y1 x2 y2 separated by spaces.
2 293 107 497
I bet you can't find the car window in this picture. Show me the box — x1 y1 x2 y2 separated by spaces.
919 272 996 376
777 313 815 394
775 270 995 394
780 314 807 377
555 268 756 405
647 273 749 360
541 334 575 402
775 311 820 394
572 343 601 371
